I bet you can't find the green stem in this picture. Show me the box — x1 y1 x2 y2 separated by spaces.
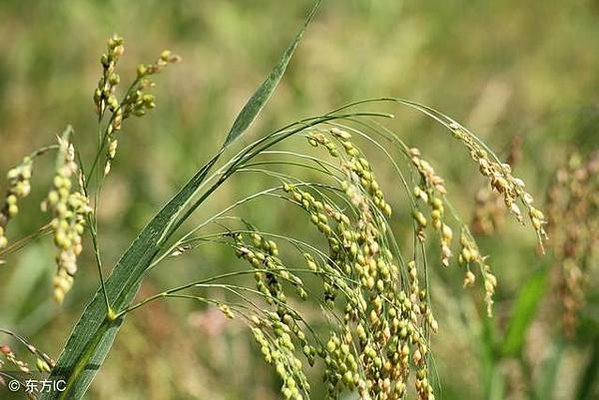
115 267 339 318
0 223 52 258
88 220 112 315
77 147 112 315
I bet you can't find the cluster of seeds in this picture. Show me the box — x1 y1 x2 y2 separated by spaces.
218 127 448 399
0 344 30 373
0 157 33 250
93 34 125 176
409 148 453 266
334 134 392 218
170 113 547 398
458 231 497 316
307 128 392 216
283 184 348 304
42 134 92 304
298 128 441 398
250 314 310 400
229 231 314 398
471 137 522 235
306 131 339 157
546 151 598 336
93 35 180 176
93 35 125 120
217 303 235 319
118 49 181 123
234 232 306 303
0 330 56 379
448 123 547 248
407 146 499 315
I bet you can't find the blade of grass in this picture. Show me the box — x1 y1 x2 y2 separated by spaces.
41 3 322 398
501 267 548 357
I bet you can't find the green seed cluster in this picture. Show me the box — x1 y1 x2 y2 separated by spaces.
407 261 438 333
0 157 33 249
93 35 180 177
449 123 547 248
217 123 544 398
232 231 317 398
93 34 125 176
322 331 360 395
136 50 182 80
409 148 453 266
409 146 501 316
307 131 339 157
105 50 179 176
336 140 392 218
283 184 345 304
217 304 235 319
546 151 598 335
458 231 497 316
409 148 446 195
43 136 92 304
250 315 310 400
30 341 55 373
234 232 306 303
93 34 124 119
120 50 181 122
283 128 437 399
287 181 370 308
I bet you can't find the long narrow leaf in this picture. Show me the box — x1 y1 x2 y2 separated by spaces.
501 268 548 357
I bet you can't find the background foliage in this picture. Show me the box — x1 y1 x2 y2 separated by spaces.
0 0 597 399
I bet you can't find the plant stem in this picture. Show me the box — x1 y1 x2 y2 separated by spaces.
0 223 52 258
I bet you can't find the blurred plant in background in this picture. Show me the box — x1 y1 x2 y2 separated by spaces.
0 0 597 399
546 151 598 338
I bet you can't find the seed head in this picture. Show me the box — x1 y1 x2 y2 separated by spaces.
44 130 92 304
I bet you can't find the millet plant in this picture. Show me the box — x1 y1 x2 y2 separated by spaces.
0 2 548 399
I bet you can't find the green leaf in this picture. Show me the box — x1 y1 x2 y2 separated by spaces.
501 268 548 357
41 3 321 399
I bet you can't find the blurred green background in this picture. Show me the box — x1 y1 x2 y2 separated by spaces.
0 0 598 399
